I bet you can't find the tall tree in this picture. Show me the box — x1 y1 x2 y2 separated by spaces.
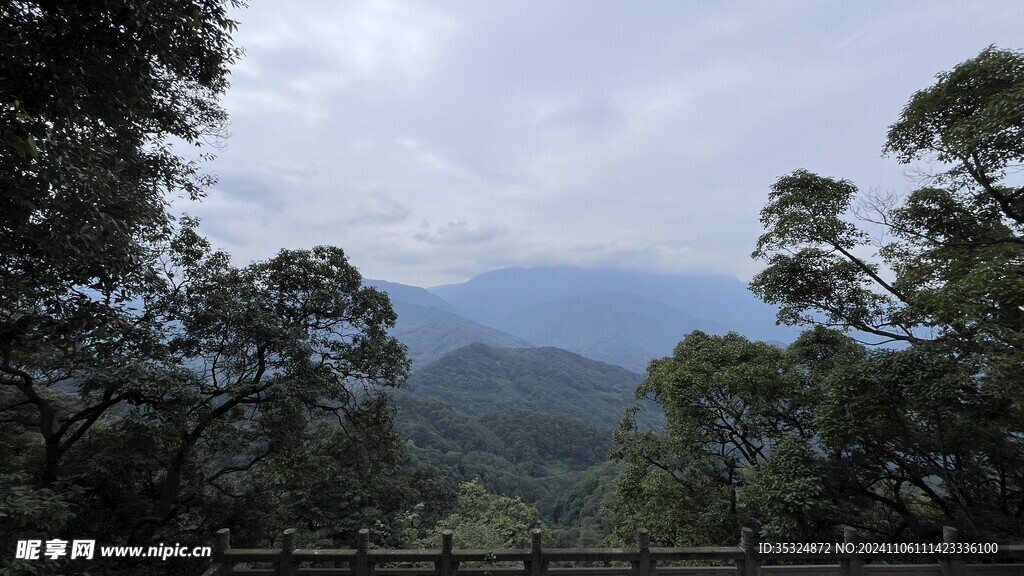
1 5 429 575
3 219 416 573
611 330 865 545
1 0 243 487
122 223 409 542
2 4 244 570
751 47 1024 359
748 46 1024 539
613 47 1024 546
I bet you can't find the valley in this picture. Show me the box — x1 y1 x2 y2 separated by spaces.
370 265 793 544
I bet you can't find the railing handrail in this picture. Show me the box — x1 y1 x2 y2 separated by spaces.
201 526 1024 576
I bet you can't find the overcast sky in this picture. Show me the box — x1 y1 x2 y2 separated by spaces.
176 0 1024 288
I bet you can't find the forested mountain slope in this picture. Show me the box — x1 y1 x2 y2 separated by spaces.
404 344 660 429
393 393 620 545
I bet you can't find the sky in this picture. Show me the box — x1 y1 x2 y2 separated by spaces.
176 0 1024 288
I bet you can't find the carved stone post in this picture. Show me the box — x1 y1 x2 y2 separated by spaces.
940 526 964 576
435 529 457 576
736 527 760 576
840 526 863 576
215 528 233 576
354 528 373 576
278 528 296 576
524 528 547 576
631 528 654 576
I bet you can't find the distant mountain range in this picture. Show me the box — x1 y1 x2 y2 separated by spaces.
500 292 727 372
364 266 789 533
367 266 795 372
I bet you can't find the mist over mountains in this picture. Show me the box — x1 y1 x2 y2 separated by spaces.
367 266 795 372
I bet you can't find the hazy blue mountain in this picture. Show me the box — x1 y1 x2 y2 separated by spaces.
364 279 457 313
431 266 798 344
388 300 534 367
502 292 728 372
404 343 661 429
364 279 532 367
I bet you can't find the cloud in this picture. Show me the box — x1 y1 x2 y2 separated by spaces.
342 192 412 226
188 0 1024 287
214 173 285 209
224 0 454 122
414 222 503 245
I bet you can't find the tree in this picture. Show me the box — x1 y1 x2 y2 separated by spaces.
74 221 410 541
751 47 1024 359
0 5 439 570
747 46 1024 539
611 325 1023 544
610 330 866 545
2 0 239 286
2 3 245 569
1 0 243 487
421 480 548 550
1 218 419 574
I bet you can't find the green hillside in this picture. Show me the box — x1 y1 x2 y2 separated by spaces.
404 344 661 429
393 393 620 545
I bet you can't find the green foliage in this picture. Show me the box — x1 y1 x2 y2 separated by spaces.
610 331 844 546
610 322 1024 543
396 395 505 456
740 46 1024 542
112 224 410 542
753 48 1024 353
2 0 242 386
395 394 614 537
425 480 548 550
0 473 85 575
398 397 613 473
1 219 431 570
0 473 78 554
751 170 903 339
884 46 1024 188
739 435 838 541
813 344 1022 539
1 4 244 563
547 461 621 546
1 5 426 560
1 3 454 572
478 410 613 469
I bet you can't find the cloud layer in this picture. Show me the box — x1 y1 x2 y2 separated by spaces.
176 0 1024 286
